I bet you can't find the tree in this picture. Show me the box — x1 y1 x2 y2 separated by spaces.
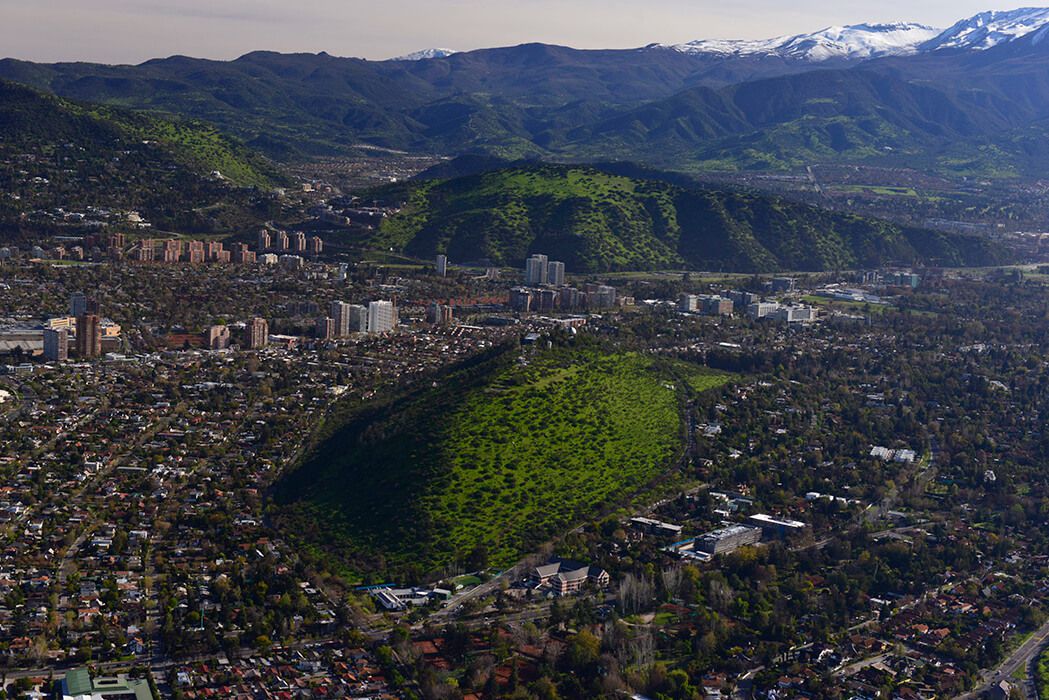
565 629 600 671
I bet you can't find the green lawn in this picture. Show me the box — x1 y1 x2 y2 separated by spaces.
276 346 732 581
801 294 890 315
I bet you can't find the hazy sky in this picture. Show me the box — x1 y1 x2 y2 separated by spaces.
0 0 1011 64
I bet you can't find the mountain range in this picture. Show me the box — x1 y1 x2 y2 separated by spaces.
657 8 1049 61
401 9 1049 63
2 8 1049 178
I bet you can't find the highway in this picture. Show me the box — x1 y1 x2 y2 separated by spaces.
954 618 1049 700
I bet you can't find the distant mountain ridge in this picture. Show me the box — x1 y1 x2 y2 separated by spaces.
920 7 1049 51
661 8 1049 61
663 23 943 61
6 8 1049 177
391 8 1049 64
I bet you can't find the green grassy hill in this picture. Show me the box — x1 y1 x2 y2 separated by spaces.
0 80 285 240
273 342 731 582
371 164 1007 272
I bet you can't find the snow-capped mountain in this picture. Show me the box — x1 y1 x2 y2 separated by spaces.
919 7 1049 51
665 9 1049 62
666 23 942 61
391 48 458 61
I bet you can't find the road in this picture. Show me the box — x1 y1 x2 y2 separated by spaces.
954 618 1049 699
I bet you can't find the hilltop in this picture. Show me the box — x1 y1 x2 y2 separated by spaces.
273 341 732 582
0 80 285 240
368 165 1007 272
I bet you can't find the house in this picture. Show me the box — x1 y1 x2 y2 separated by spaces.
989 680 1013 700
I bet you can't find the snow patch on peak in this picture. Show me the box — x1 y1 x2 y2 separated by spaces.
390 48 458 61
922 8 1049 51
666 22 942 62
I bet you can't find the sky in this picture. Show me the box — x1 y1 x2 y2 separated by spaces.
0 0 1016 64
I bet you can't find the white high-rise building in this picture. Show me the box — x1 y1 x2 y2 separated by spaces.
436 254 448 277
525 254 548 285
367 300 397 334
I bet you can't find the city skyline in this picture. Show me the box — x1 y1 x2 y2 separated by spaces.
0 0 1016 64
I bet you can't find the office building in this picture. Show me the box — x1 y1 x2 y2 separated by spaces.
695 525 762 556
367 300 397 333
316 316 335 341
206 325 231 350
525 254 548 285
75 314 102 359
702 296 734 316
59 667 152 700
257 229 271 251
43 328 68 362
435 254 448 277
729 290 759 308
548 260 566 286
330 301 352 337
747 301 780 319
770 305 818 324
246 317 269 349
747 514 807 538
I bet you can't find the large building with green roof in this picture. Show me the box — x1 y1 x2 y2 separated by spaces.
59 668 152 700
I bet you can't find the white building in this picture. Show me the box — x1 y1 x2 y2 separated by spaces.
367 300 397 333
525 254 548 285
678 294 699 312
770 305 818 324
747 301 780 319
